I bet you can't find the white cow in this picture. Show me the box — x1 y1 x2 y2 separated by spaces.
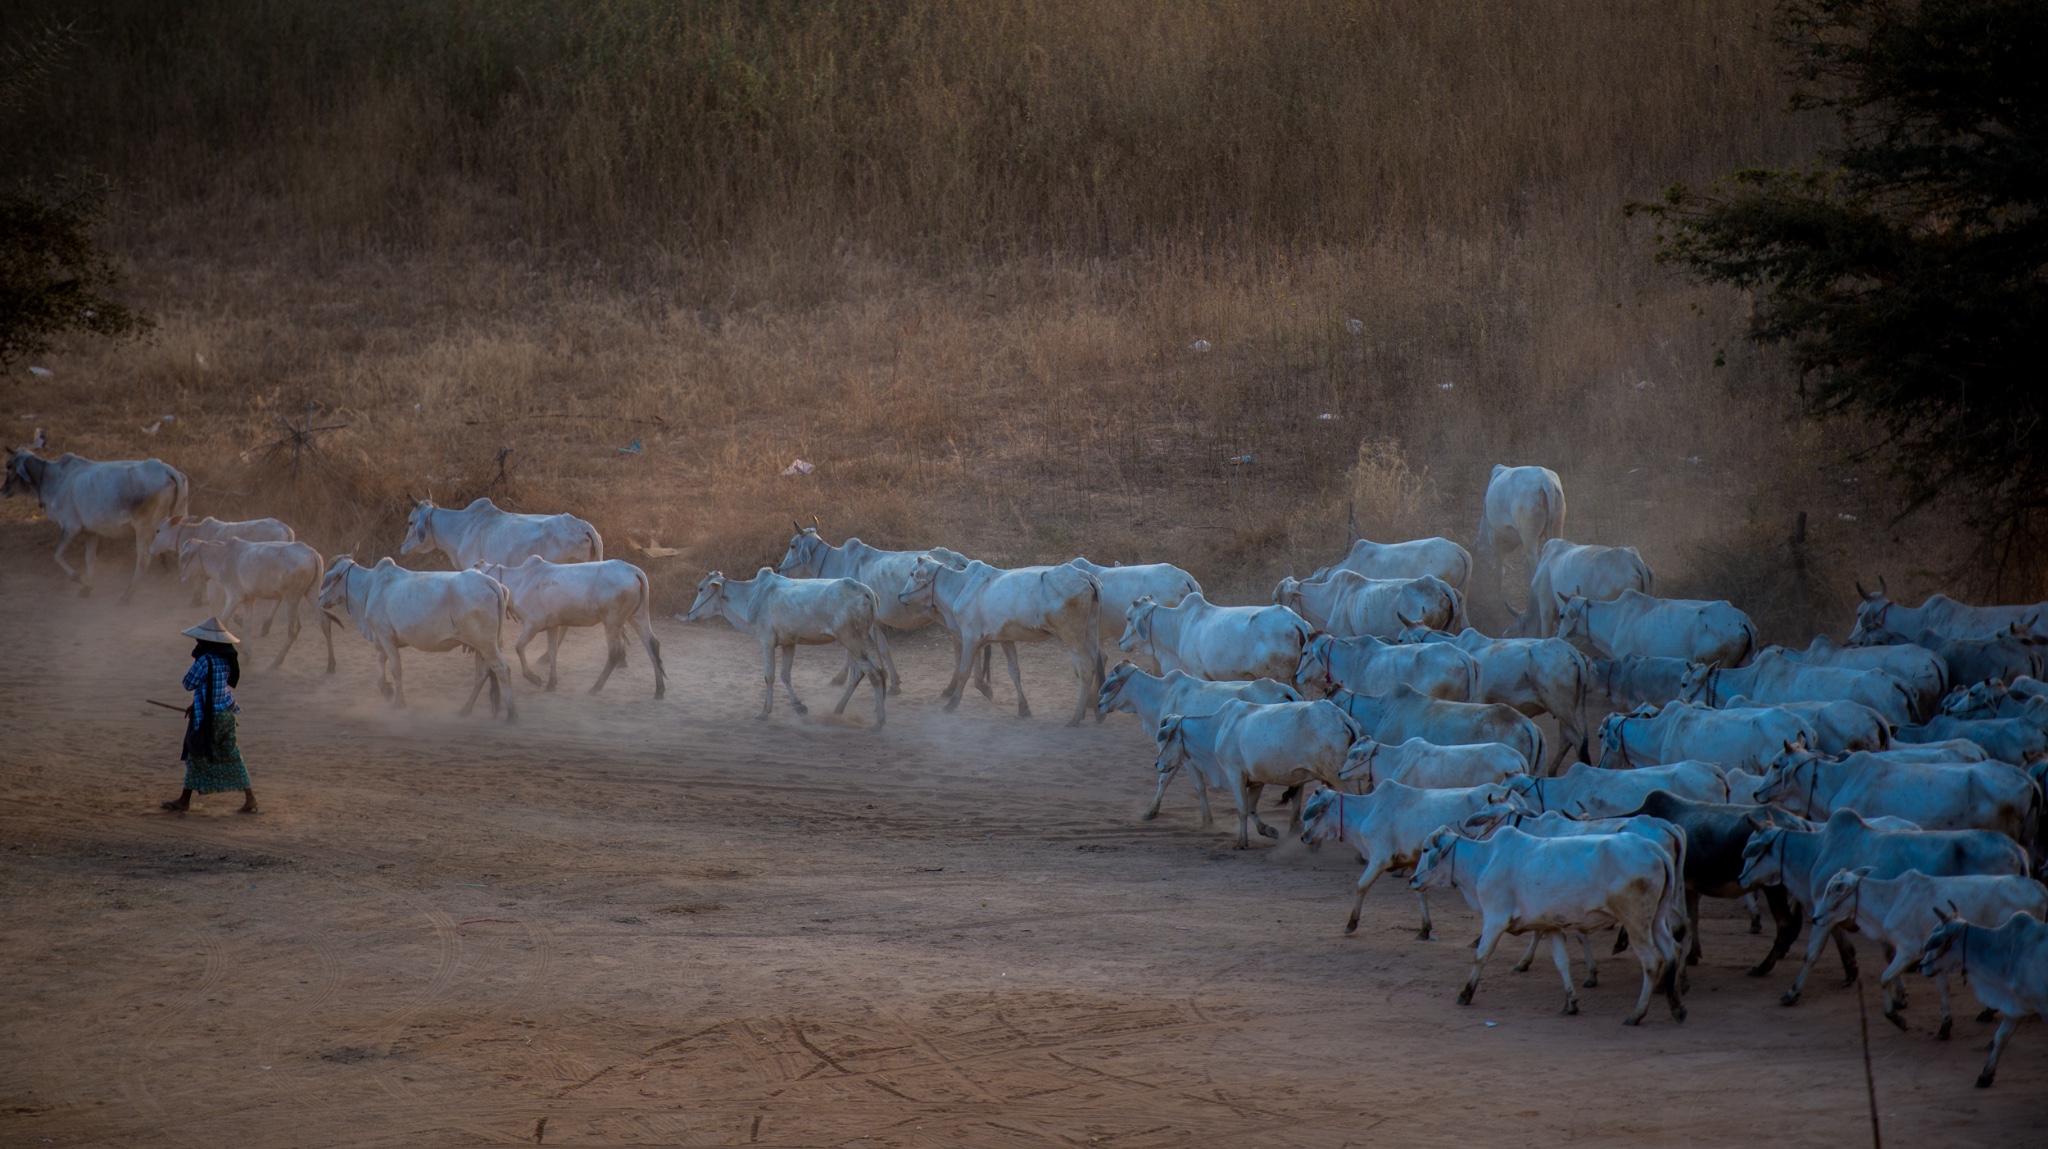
1298 782 1503 937
1148 700 1361 848
1522 539 1654 638
1850 578 2048 644
1779 634 1948 722
400 497 602 569
684 568 885 727
1096 661 1300 729
1754 750 2038 843
1406 627 1594 773
481 557 665 698
1066 557 1201 658
1328 685 1546 780
1557 589 1760 668
1475 464 1566 573
1272 571 1457 638
1918 911 2048 1087
1409 824 1687 1024
1721 696 1893 756
1598 701 1816 773
2 449 188 599
1498 760 1730 817
318 556 516 720
149 515 295 605
775 526 971 693
1315 536 1472 590
1680 650 1915 727
1337 736 1527 791
179 539 332 671
900 556 1103 725
1294 632 1478 702
1119 593 1311 684
1795 869 2048 1038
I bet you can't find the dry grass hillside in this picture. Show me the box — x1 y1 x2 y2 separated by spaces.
0 0 1948 634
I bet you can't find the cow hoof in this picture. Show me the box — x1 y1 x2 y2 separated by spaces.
792 703 810 715
1344 920 1360 935
1671 1005 1688 1023
522 673 544 687
1581 976 1597 989
1257 825 1279 839
1978 1007 1998 1023
544 682 558 693
1686 952 1700 966
1415 930 1432 941
1745 965 1772 978
1885 1011 1908 1032
78 586 92 598
1975 1073 1995 1088
1233 841 1250 850
1937 1020 1953 1041
1563 1000 1578 1016
1622 1017 1641 1027
1749 918 1764 935
1779 991 1801 1007
1139 810 1158 822
1455 990 1474 1006
1513 960 1532 973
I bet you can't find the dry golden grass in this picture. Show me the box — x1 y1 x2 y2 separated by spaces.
0 0 1949 635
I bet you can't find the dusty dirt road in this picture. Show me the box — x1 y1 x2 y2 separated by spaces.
0 547 2041 1148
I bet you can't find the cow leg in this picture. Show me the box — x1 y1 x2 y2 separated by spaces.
49 524 83 583
634 611 665 700
1580 932 1600 987
1779 920 1833 1006
544 628 567 692
973 643 995 699
1190 772 1215 828
123 522 152 603
866 653 887 729
189 570 207 606
1550 933 1580 1015
1685 890 1704 965
758 642 778 719
590 621 630 693
319 606 336 674
1833 925 1861 985
1414 889 1435 941
458 652 492 716
1230 778 1254 849
1344 857 1390 935
1745 892 1764 934
830 645 865 715
1977 1015 2019 1087
1065 645 1096 727
385 645 407 708
1141 758 1179 822
1749 886 1802 977
1001 642 1030 718
513 624 545 687
940 639 980 711
1458 919 1507 1005
493 649 517 722
80 534 99 596
1934 973 1955 1041
876 628 902 696
1243 782 1277 839
780 643 808 714
269 598 302 670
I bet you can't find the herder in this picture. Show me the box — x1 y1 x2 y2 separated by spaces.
162 617 259 814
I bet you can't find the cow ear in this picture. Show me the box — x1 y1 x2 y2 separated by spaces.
1852 866 1874 879
1933 903 1955 923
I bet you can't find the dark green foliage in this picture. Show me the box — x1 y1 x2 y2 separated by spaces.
0 179 149 369
0 19 148 370
1631 0 2048 585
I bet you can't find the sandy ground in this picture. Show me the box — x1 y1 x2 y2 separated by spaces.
0 545 2042 1149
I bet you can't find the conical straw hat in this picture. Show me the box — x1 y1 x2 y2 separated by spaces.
180 617 241 644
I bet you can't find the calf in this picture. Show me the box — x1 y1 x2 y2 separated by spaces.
1150 700 1360 848
484 556 665 698
1329 685 1545 779
150 515 294 604
1295 632 1477 702
1499 760 1728 818
902 556 1103 725
180 538 332 671
685 568 887 727
1918 910 2048 1086
1272 570 1458 638
1755 748 2039 846
1738 810 2030 1001
1409 825 1687 1024
1119 593 1310 684
1797 869 2048 1037
1614 790 1811 971
1339 736 1527 792
1297 782 1501 937
1598 701 1816 773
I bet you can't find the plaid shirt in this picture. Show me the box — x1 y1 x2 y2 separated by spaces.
183 653 241 721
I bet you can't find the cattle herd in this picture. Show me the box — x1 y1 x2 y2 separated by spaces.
7 448 2048 1089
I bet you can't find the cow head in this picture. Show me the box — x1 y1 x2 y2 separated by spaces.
897 554 944 607
1096 660 1141 717
1270 576 1303 609
1847 576 1893 645
1 448 44 499
1118 596 1159 653
1763 739 1820 778
1810 867 1874 929
1595 713 1632 769
1676 660 1718 703
1151 714 1191 778
1297 788 1344 846
1407 826 1463 891
1941 679 2004 720
175 538 217 583
1494 773 1543 811
1916 915 1970 981
1294 634 1334 697
683 572 730 623
398 497 438 556
317 555 359 622
1553 593 1596 653
1750 758 1801 812
777 524 825 576
1736 827 1787 889
1336 738 1379 790
148 515 195 559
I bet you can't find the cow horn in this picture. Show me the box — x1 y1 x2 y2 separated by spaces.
811 514 820 528
1879 574 1889 595
792 519 802 533
1855 580 1869 600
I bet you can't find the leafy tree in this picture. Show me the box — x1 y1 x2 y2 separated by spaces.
0 20 149 371
1631 0 2048 587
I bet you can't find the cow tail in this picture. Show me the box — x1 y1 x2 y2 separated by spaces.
170 466 190 520
586 524 605 562
1571 648 1594 765
1083 573 1106 696
634 564 666 695
1739 618 1760 668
